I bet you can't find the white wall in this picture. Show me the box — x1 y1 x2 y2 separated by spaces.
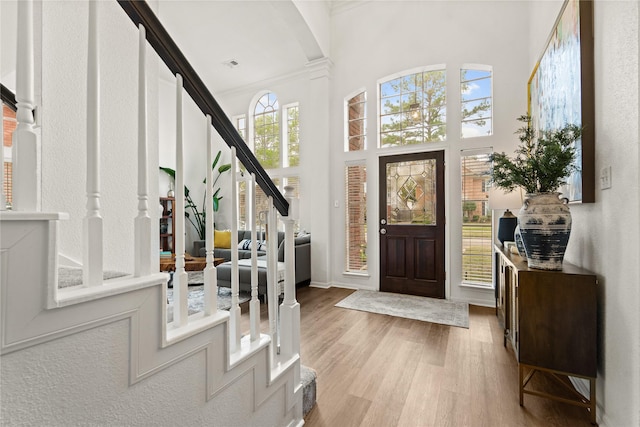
40 0 159 273
328 1 531 304
528 1 640 426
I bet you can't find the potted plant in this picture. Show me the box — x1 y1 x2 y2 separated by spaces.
160 150 231 252
490 114 582 270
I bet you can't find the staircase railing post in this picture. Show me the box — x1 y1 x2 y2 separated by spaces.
203 115 218 315
279 186 300 361
12 0 40 212
172 74 188 327
266 197 280 364
83 0 104 287
229 147 241 352
249 173 260 342
134 23 151 277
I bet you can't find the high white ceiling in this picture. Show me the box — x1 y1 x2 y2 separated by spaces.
156 1 318 94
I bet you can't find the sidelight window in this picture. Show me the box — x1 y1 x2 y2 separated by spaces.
461 150 493 285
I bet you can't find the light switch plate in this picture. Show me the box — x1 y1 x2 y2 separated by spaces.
600 166 611 189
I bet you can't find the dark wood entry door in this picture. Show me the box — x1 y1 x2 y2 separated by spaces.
379 151 445 298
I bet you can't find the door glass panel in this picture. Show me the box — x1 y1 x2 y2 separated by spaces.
386 159 436 225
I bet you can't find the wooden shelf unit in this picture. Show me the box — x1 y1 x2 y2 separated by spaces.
494 244 598 424
160 197 175 255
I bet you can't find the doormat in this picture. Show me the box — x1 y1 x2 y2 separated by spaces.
335 290 468 328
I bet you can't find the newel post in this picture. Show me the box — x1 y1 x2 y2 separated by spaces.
279 185 300 362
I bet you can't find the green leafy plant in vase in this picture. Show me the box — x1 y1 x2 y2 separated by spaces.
490 114 582 270
160 150 231 241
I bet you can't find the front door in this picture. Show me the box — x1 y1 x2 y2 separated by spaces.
379 151 445 298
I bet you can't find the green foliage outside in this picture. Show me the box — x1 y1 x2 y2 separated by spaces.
379 70 491 147
287 107 300 167
254 113 280 169
380 71 446 146
462 223 492 238
462 201 477 219
462 223 493 284
462 244 493 283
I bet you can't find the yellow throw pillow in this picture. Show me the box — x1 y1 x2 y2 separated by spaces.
214 230 232 249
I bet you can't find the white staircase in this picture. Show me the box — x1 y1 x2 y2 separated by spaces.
0 1 304 426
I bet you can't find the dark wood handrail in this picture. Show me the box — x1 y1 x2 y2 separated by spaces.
1 84 17 112
117 0 288 216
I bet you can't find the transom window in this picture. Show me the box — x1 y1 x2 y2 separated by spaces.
379 67 446 147
346 91 366 151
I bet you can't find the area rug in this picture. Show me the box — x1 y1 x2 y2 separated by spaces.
335 290 469 328
167 285 250 312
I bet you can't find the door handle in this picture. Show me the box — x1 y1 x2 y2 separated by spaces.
380 228 387 235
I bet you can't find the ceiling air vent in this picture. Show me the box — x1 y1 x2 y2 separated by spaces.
223 59 239 69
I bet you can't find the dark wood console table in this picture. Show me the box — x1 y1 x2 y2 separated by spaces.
494 244 598 424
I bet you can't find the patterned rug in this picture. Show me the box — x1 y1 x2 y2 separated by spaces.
335 290 469 328
167 285 250 313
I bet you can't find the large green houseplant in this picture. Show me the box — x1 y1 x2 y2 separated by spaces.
160 150 231 241
490 114 582 194
490 114 582 270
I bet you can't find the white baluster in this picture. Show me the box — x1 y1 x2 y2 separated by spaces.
83 0 103 287
134 24 151 277
279 185 301 360
249 173 260 341
173 74 188 327
266 197 280 362
203 115 217 315
12 0 40 211
229 147 241 352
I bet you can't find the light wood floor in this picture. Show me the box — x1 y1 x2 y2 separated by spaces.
241 286 596 426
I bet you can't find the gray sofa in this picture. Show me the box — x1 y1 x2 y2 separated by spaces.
210 231 311 297
197 230 281 261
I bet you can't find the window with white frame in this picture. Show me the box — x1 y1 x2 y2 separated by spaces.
379 67 446 147
284 104 299 167
461 66 493 138
461 150 493 286
346 91 366 151
254 92 280 169
237 92 300 230
345 163 367 272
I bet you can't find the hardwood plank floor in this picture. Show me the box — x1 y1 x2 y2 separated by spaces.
238 286 595 426
291 286 596 427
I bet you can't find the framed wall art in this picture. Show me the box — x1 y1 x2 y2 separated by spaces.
528 0 595 203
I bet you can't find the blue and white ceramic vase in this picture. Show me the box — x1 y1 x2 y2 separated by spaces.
517 192 571 270
513 225 527 258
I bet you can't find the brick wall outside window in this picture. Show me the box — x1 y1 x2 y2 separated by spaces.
2 104 16 205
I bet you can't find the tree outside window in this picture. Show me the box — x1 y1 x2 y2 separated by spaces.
379 69 446 147
254 93 280 169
